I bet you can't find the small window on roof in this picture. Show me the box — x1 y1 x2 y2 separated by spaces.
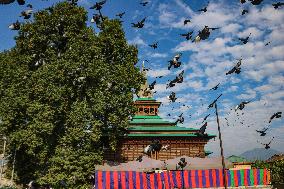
150 108 154 114
139 107 143 112
144 108 149 114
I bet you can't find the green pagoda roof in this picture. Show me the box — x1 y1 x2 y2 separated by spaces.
129 115 174 125
128 126 198 131
136 97 156 101
126 133 216 137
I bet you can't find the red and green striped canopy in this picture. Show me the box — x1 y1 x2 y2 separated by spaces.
94 169 270 189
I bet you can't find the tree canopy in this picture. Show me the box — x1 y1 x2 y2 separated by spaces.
0 2 143 188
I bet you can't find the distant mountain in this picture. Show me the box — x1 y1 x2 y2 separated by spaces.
240 148 282 161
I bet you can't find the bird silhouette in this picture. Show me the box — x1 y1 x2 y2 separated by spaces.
148 80 156 90
20 9 33 19
140 1 148 6
235 101 250 111
265 41 271 46
256 127 269 136
272 2 284 9
0 0 25 5
184 19 191 25
169 92 177 102
175 113 184 124
8 20 21 30
149 42 158 49
208 94 222 109
168 53 182 70
259 137 274 149
90 0 106 10
180 31 193 40
116 12 125 18
198 122 208 136
131 17 146 28
238 33 251 44
193 26 219 43
210 83 220 90
249 0 263 5
269 112 282 123
166 70 184 88
91 14 101 25
226 58 242 75
240 0 246 3
198 2 209 12
241 9 249 15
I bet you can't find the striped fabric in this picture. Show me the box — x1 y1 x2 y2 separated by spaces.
94 169 270 189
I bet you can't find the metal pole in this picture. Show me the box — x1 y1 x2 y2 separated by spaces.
215 103 227 189
0 136 7 181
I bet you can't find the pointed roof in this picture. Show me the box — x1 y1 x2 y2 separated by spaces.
137 61 153 98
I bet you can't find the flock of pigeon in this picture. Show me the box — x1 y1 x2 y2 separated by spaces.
1 0 283 151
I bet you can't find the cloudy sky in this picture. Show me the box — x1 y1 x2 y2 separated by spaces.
0 0 283 157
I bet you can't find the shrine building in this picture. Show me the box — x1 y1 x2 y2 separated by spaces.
103 66 216 162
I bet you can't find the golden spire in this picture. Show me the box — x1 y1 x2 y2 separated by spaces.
137 61 153 98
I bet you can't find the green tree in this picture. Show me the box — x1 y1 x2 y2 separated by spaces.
0 2 143 188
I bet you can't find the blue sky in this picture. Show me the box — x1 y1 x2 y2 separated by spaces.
0 0 283 156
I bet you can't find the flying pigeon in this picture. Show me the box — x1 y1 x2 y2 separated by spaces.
90 0 106 10
238 33 251 44
175 113 184 124
0 0 25 5
148 80 156 90
259 137 274 149
136 155 143 162
169 92 177 102
235 101 250 111
116 12 125 18
91 14 101 25
272 2 284 9
269 112 282 123
168 53 182 70
265 41 271 46
176 158 187 170
166 70 185 88
226 58 242 75
140 1 148 6
241 9 249 15
131 17 146 28
198 2 209 12
193 26 220 43
256 127 269 136
240 0 246 3
20 9 33 19
249 0 263 5
8 20 21 30
180 31 193 40
26 3 32 8
210 83 220 90
199 122 208 135
149 42 158 49
184 19 191 25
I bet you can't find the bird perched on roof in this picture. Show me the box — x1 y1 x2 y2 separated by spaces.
202 114 210 123
210 83 220 90
0 0 25 5
193 26 220 43
241 9 249 15
180 31 193 40
259 137 274 149
168 53 182 70
249 0 263 5
235 101 250 111
149 42 158 49
131 17 146 28
269 112 282 123
116 12 125 18
184 19 191 25
90 0 106 10
256 127 269 136
8 20 21 30
272 2 284 9
140 1 148 6
148 80 156 90
175 113 184 124
20 9 33 19
198 2 209 12
226 58 242 75
238 33 251 44
169 92 177 102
